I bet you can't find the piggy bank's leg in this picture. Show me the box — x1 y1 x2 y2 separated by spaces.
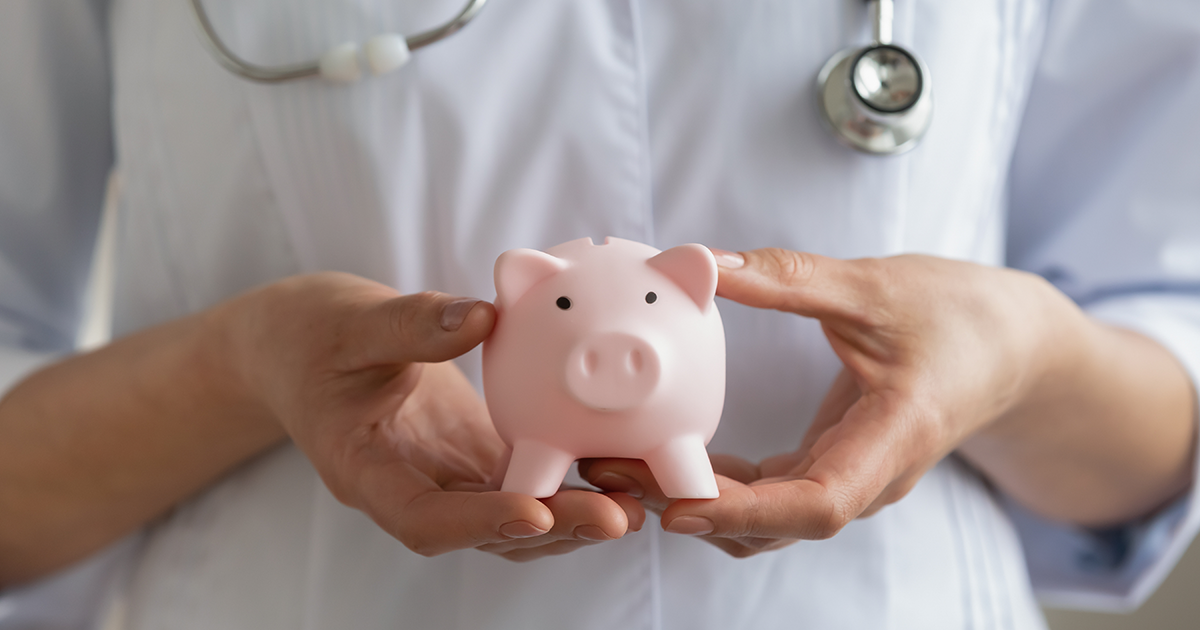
644 435 719 499
501 440 575 498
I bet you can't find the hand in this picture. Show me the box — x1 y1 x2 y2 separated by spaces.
585 249 1076 556
222 273 643 561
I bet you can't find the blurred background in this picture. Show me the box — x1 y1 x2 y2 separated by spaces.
1047 534 1200 629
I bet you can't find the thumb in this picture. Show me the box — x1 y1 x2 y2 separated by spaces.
709 247 873 321
351 291 497 366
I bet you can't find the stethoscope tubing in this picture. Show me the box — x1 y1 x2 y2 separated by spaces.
189 0 928 154
187 0 488 83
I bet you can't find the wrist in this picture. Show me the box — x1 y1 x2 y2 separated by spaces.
193 294 284 442
981 271 1094 439
959 280 1196 525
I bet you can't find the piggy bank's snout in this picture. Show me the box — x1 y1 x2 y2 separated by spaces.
565 332 661 411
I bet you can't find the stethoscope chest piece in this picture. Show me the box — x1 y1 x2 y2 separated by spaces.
817 0 932 155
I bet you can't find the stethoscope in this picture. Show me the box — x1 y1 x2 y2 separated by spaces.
188 0 929 155
187 0 488 82
817 0 931 154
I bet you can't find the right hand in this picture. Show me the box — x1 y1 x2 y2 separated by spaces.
221 272 644 560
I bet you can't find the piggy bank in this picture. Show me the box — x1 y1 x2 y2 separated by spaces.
482 236 725 499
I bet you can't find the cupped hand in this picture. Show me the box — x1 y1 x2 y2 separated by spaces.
586 249 1076 557
221 272 643 561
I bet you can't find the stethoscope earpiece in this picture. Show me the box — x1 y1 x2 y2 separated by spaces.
817 0 932 155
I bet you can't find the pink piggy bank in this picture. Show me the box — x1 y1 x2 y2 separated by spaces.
483 236 725 499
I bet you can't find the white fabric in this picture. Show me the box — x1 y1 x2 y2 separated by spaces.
0 347 55 397
1 0 1199 628
0 0 110 355
0 537 138 630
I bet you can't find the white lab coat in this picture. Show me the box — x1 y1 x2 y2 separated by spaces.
2 0 1200 628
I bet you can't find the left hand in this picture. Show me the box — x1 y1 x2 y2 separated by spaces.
584 248 1079 557
223 274 643 562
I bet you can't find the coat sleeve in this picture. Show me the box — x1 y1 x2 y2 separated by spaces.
1005 0 1200 612
0 1 128 628
0 0 112 384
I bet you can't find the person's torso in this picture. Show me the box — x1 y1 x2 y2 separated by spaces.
106 0 1049 627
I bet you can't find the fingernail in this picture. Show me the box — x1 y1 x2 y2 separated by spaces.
591 472 644 499
440 298 480 331
573 525 612 541
709 248 745 269
499 520 547 539
665 515 715 536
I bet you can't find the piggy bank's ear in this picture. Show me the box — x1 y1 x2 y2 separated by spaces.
495 249 568 308
647 244 718 311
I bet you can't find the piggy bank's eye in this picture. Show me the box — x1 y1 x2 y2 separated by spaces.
556 296 572 310
645 292 657 304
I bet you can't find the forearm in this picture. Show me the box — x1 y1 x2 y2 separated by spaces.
0 307 285 587
960 300 1197 528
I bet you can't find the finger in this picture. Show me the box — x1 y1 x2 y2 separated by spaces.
388 489 553 556
756 452 809 481
663 395 912 540
608 491 647 532
660 472 822 539
579 458 669 511
494 540 600 562
352 457 554 557
580 455 757 509
480 489 634 554
348 291 497 368
711 248 880 323
475 489 642 556
476 536 597 558
709 453 761 485
696 536 758 558
540 489 634 541
702 535 800 559
579 464 805 558
663 477 842 540
580 462 800 557
735 536 799 553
